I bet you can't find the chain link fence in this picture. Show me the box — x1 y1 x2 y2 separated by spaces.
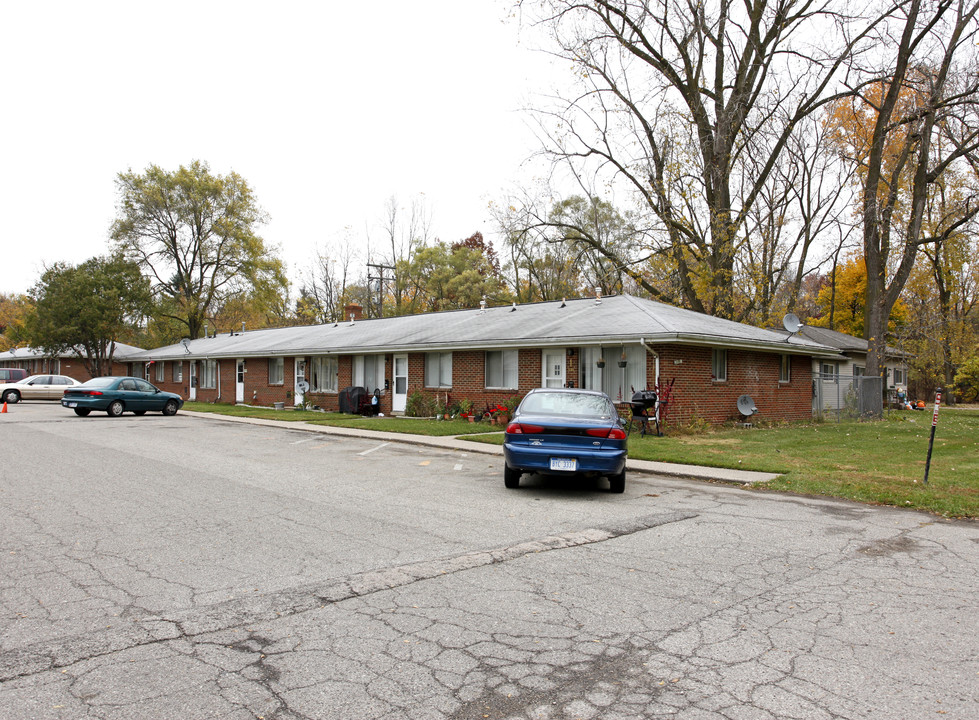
813 372 885 421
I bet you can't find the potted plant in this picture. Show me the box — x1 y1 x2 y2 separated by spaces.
618 351 628 368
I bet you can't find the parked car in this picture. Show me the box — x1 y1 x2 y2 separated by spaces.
503 387 628 493
0 374 82 403
61 376 184 417
0 368 28 384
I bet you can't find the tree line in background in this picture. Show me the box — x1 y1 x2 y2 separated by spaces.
2 0 978 402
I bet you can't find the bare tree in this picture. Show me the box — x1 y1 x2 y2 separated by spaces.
370 195 432 315
848 0 979 385
297 228 360 324
739 115 857 325
518 0 887 319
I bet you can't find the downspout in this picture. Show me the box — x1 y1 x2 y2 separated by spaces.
639 338 660 390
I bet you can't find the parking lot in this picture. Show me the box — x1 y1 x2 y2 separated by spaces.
2 402 978 719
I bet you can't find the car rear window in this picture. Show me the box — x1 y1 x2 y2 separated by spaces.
81 377 117 388
520 392 613 418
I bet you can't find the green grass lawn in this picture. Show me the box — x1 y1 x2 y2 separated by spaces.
627 408 979 518
183 402 979 518
183 402 503 437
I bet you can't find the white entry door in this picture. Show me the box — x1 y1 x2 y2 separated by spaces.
188 361 197 400
294 359 307 407
392 354 408 413
542 349 566 388
235 359 245 403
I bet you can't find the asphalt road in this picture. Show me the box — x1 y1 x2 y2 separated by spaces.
1 402 977 719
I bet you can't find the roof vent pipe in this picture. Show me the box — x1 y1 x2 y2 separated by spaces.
479 297 487 313
241 322 246 334
510 302 517 312
595 287 602 305
204 324 208 337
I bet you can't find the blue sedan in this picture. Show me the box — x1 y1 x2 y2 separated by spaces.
62 376 184 417
503 388 628 493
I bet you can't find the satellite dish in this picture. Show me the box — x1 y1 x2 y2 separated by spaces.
737 395 758 417
782 313 803 334
297 379 310 393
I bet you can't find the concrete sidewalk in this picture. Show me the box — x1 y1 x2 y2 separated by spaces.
183 410 780 485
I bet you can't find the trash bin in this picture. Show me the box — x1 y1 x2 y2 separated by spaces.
274 402 285 410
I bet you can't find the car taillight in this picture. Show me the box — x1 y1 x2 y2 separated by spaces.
86 391 103 396
587 427 627 440
505 423 544 434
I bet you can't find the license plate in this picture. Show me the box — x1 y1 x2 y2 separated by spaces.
65 402 77 407
549 457 577 472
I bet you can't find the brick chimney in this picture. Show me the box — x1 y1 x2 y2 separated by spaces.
345 303 364 322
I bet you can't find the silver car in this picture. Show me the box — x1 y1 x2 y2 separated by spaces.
0 374 82 403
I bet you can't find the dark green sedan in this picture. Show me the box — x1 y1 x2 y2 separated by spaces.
62 376 184 417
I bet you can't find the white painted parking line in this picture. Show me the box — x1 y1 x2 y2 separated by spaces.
358 442 390 456
290 438 314 445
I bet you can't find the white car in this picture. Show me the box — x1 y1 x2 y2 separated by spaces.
0 374 82 403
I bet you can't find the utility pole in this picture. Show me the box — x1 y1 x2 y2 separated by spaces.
366 262 395 319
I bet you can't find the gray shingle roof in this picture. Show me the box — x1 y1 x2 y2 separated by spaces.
796 326 905 358
0 342 145 361
133 294 840 361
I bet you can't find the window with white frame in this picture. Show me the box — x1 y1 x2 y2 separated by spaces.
173 361 183 383
310 356 338 392
820 362 839 380
201 360 217 389
779 355 791 383
601 346 646 401
711 349 728 382
155 361 165 383
893 368 905 385
485 350 518 389
424 352 452 388
353 355 385 392
269 357 284 385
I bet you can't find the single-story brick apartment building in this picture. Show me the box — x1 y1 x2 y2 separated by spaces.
130 294 840 426
0 343 145 382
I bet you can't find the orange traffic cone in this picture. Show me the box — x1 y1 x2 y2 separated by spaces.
1 402 6 413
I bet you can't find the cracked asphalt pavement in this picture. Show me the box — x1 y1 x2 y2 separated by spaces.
2 403 977 719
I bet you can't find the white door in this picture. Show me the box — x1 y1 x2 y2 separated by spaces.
294 359 307 407
392 354 408 413
542 349 566 388
235 359 245 403
188 361 197 400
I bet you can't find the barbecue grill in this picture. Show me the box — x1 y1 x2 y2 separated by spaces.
628 390 661 437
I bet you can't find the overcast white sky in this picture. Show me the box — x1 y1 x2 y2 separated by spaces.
0 0 559 295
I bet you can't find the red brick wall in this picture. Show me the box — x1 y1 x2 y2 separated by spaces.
646 345 813 425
